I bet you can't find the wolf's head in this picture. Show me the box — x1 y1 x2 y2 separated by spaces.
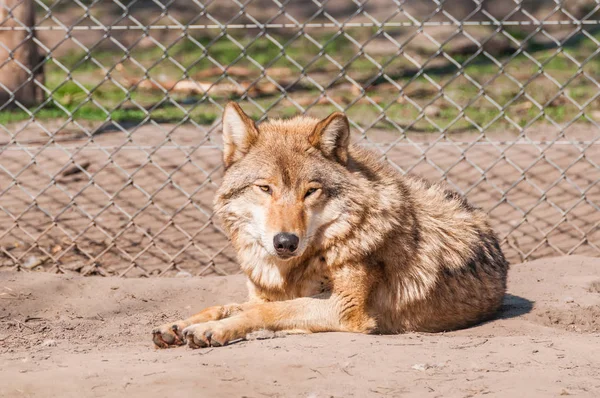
214 102 356 262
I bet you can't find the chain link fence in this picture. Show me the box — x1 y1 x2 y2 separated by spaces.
0 0 599 277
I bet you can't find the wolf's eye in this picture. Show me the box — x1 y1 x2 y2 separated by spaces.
258 185 272 195
304 188 318 198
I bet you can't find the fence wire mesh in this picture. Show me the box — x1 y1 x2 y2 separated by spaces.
0 0 599 277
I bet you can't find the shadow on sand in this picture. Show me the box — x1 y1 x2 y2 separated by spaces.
497 293 534 320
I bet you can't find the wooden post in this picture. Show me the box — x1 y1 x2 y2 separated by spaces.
0 0 44 108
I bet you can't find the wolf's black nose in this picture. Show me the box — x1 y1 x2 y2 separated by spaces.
273 233 299 255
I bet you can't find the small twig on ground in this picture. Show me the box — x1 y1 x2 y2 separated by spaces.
24 316 44 322
194 348 214 356
60 161 91 178
143 371 166 377
451 338 489 350
309 368 325 378
12 319 34 331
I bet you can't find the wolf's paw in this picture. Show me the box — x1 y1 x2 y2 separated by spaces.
152 320 187 348
182 321 241 348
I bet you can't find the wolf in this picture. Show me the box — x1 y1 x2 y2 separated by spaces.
152 102 509 349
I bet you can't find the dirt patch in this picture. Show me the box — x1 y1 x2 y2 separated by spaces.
1 255 599 397
537 306 600 332
589 280 600 293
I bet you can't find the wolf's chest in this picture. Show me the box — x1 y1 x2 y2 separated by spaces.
244 256 332 300
285 257 332 298
295 274 331 297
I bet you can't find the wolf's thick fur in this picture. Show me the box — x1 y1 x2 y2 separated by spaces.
152 103 509 349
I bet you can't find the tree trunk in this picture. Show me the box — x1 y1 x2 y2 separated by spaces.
0 0 44 108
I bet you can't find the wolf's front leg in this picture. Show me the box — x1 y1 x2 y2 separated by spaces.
152 303 256 348
182 294 377 348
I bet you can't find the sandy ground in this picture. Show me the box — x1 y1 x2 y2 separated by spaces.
0 255 599 397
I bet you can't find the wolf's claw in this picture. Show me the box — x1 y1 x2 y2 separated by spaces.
183 323 218 348
182 321 241 348
152 320 187 348
183 327 210 348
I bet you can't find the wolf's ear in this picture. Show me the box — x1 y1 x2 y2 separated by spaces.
309 112 350 163
222 102 260 168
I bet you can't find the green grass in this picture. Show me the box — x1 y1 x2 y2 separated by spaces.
4 28 600 132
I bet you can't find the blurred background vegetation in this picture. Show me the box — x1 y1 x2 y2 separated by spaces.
3 0 600 133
